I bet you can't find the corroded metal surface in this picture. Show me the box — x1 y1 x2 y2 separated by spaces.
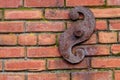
59 6 95 64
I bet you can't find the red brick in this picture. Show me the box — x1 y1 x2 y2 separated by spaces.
5 10 42 20
45 9 69 19
0 22 24 33
115 70 120 80
18 34 37 45
47 58 88 69
109 20 120 30
98 32 117 43
92 8 120 18
0 61 2 70
0 0 22 8
0 74 25 80
111 44 120 54
107 0 120 6
96 20 107 30
27 47 60 58
0 34 17 45
66 0 105 6
92 57 120 68
38 33 56 45
5 60 45 71
24 0 64 7
26 22 65 32
72 71 112 80
82 34 97 44
0 47 25 58
74 45 110 56
28 73 69 80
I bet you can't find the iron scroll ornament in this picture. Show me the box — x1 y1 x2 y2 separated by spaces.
59 6 96 64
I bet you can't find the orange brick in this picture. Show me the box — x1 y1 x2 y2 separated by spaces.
98 32 117 43
5 60 45 71
82 34 97 44
18 34 37 45
47 58 88 70
26 22 65 32
28 73 69 80
92 8 120 18
0 47 25 58
72 71 112 80
92 57 120 68
0 74 25 80
115 70 120 80
109 20 120 30
96 20 107 30
5 10 42 20
107 0 120 6
0 0 22 8
24 0 64 7
0 34 17 45
0 22 24 33
38 34 56 45
111 44 120 54
45 9 69 19
66 0 105 6
27 47 60 58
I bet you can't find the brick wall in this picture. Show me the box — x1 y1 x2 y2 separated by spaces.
0 0 120 80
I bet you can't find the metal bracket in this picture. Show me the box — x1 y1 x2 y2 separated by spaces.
59 6 96 64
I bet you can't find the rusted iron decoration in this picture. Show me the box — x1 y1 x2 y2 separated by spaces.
59 6 95 64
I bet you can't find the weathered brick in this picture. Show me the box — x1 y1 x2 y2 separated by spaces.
0 47 25 58
45 9 69 19
72 71 112 80
5 10 42 20
26 22 65 32
0 74 25 80
0 34 17 45
27 47 60 58
115 70 120 80
96 20 107 30
24 0 64 7
92 57 120 68
107 0 120 6
0 22 24 33
66 0 105 6
92 8 120 18
74 45 110 56
82 34 97 44
5 60 45 71
18 34 37 46
38 33 56 45
47 58 88 69
0 0 22 8
109 20 120 30
28 73 69 80
98 32 117 43
111 44 120 54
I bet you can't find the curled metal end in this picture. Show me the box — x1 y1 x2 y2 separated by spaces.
59 6 95 64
